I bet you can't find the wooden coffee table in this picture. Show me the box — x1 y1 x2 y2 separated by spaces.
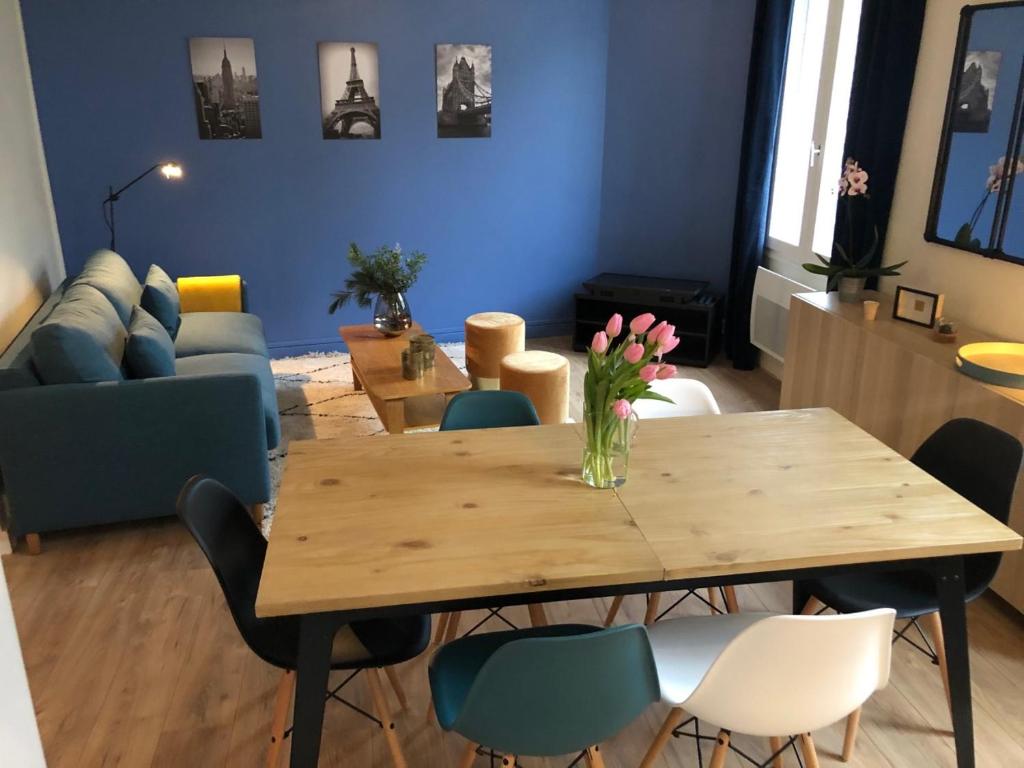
338 323 470 434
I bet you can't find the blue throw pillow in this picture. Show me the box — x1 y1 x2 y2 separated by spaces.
32 283 127 384
125 305 176 378
140 264 181 339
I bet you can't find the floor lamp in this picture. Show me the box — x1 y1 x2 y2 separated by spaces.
102 162 183 251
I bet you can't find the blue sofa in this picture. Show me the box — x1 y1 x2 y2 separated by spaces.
0 250 279 548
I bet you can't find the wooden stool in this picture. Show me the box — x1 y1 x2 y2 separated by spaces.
465 312 525 390
499 351 569 425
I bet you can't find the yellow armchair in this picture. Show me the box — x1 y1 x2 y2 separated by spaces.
177 275 246 313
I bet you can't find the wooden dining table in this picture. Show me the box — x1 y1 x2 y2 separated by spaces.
255 408 1022 768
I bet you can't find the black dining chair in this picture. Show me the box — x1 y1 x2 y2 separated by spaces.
177 476 430 768
796 418 1023 761
433 390 548 647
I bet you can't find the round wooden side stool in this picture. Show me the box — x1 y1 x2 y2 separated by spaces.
464 312 526 390
499 350 570 425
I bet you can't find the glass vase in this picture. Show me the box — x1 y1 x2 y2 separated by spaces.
373 292 413 337
582 408 638 489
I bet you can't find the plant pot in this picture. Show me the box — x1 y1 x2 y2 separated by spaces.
837 277 866 303
373 292 413 337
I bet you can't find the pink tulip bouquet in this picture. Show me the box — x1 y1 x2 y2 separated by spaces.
582 312 679 488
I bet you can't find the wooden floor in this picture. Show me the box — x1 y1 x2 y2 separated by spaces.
4 346 1024 767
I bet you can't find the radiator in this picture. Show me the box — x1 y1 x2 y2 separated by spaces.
750 266 812 363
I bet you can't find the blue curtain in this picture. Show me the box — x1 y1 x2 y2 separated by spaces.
835 0 926 288
725 0 794 370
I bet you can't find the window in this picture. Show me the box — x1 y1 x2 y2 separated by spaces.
768 0 863 271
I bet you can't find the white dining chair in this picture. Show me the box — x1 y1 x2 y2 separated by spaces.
604 378 729 626
639 609 896 768
630 378 722 419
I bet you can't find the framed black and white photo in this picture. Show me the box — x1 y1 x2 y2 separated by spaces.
189 37 261 140
893 286 945 328
319 42 381 139
435 44 491 138
952 50 1002 133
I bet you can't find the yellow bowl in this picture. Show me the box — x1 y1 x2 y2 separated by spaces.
956 342 1024 389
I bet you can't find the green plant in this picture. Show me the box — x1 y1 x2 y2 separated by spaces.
803 159 906 290
328 243 428 313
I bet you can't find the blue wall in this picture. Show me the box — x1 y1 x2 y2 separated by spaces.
598 0 756 292
20 0 757 354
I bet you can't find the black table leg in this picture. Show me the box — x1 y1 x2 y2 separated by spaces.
290 613 337 768
791 579 810 614
936 556 974 768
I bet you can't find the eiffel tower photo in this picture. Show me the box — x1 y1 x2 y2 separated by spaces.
319 42 381 140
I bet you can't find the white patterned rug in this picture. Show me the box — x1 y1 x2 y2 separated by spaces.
265 344 468 532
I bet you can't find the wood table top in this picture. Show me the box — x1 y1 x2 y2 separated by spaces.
256 409 1022 617
338 323 470 401
614 409 1022 580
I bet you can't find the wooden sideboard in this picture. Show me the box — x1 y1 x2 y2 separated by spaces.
781 291 1024 612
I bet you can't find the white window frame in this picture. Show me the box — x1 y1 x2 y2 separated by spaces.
766 0 859 286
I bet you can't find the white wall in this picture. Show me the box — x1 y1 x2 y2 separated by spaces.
0 0 64 353
882 0 1023 341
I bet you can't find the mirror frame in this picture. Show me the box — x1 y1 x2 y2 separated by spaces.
925 1 1024 265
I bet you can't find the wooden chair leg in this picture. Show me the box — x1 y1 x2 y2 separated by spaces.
585 745 606 767
365 667 408 768
603 595 624 626
433 612 451 646
709 730 731 768
768 736 785 768
723 585 740 614
527 603 549 627
640 706 687 768
458 742 479 768
923 612 952 714
643 593 662 625
383 665 408 711
707 587 720 613
443 611 462 643
799 733 820 768
24 533 41 556
800 596 825 615
842 708 861 762
266 670 295 768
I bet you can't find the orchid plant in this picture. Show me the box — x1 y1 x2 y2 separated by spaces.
581 312 679 488
955 155 1024 250
802 158 907 289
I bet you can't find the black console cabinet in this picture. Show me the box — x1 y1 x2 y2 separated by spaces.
571 273 721 367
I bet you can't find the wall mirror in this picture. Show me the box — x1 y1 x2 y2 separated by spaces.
927 1 1024 264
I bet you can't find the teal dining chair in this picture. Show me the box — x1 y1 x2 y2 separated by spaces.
429 623 659 767
434 390 545 645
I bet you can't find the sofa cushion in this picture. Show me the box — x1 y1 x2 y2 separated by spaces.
174 312 269 358
174 352 280 448
72 249 141 326
140 264 181 339
125 306 176 379
31 283 126 384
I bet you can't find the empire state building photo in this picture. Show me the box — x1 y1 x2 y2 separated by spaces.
189 37 262 140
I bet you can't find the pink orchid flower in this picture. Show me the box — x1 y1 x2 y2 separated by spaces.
605 313 623 338
656 363 677 379
612 399 632 420
591 330 609 354
623 342 645 364
639 363 659 383
629 313 656 335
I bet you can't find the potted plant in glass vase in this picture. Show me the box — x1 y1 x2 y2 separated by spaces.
328 243 427 336
802 158 907 302
582 312 679 489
